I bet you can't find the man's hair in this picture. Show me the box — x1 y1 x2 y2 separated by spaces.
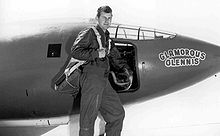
97 6 112 18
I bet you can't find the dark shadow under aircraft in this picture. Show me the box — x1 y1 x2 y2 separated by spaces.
0 18 220 135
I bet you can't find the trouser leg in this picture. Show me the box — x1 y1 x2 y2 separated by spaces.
79 74 106 136
100 80 125 136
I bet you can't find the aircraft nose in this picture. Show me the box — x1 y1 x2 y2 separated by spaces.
195 39 220 74
166 35 220 77
215 44 220 70
180 36 220 73
206 42 220 70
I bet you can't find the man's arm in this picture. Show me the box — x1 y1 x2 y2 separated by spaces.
71 28 99 61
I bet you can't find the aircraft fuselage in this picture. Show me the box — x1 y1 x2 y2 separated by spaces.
0 20 220 120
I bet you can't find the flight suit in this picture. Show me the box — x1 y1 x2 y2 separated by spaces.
71 25 130 136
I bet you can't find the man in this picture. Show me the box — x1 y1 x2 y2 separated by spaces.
71 6 132 136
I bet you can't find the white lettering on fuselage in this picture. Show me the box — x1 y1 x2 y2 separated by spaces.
159 48 206 67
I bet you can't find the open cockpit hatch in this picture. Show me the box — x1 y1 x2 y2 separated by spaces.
108 40 139 93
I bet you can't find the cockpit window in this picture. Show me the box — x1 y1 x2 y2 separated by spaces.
108 24 176 40
117 26 138 39
108 24 118 38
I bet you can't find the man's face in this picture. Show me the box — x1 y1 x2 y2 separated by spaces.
97 12 113 31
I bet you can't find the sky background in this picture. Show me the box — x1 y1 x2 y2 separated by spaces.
1 0 220 135
1 0 220 45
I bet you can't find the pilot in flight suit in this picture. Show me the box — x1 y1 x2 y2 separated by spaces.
71 6 132 136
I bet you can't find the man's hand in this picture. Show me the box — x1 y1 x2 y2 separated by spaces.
98 48 106 58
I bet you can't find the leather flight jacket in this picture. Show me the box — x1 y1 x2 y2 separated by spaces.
71 25 131 77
